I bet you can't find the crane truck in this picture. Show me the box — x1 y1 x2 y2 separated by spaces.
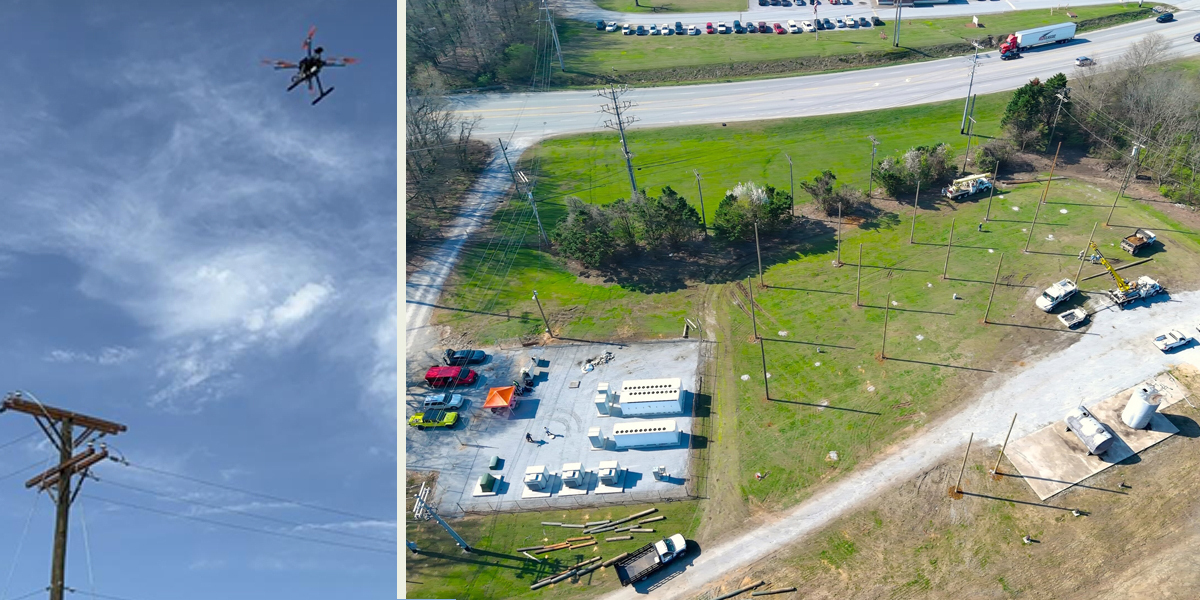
942 174 994 201
1084 241 1163 308
615 534 687 586
999 22 1077 54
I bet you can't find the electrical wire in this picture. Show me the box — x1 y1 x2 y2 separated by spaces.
80 494 396 556
7 589 45 600
94 478 395 545
0 432 37 452
0 455 51 600
77 498 97 600
116 460 383 522
0 460 46 484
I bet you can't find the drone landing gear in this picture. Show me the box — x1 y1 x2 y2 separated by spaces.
312 86 334 105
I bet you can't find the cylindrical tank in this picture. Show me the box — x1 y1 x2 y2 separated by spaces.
1065 408 1115 456
1121 386 1160 429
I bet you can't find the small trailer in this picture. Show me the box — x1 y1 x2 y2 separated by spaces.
614 534 687 586
1120 228 1156 255
1057 307 1088 329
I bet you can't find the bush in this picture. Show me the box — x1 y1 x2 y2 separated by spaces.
799 170 868 217
713 181 792 241
973 139 1015 174
552 197 614 268
873 144 959 197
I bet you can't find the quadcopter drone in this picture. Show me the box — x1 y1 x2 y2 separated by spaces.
262 26 357 105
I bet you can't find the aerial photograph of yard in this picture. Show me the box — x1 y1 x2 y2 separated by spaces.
404 0 1200 597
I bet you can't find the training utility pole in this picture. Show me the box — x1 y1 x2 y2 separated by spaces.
2 392 126 600
893 1 903 47
950 432 973 498
1046 88 1070 153
758 338 770 399
542 0 565 71
991 413 1018 479
413 493 472 552
532 290 552 337
598 85 639 196
856 244 864 307
962 114 977 174
1025 142 1060 252
909 180 920 244
786 154 795 212
943 218 955 279
881 292 891 360
984 160 1000 222
499 139 549 246
868 136 881 197
1107 144 1142 226
754 222 764 287
834 203 844 267
747 277 760 341
694 170 708 237
1075 222 1099 284
961 44 982 134
983 253 1004 323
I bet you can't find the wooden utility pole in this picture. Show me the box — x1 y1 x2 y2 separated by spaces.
881 292 891 360
855 243 864 307
834 203 844 267
533 290 552 337
950 432 973 499
1107 145 1142 226
785 154 794 212
754 222 764 288
991 413 1018 479
1025 143 1060 253
984 160 1000 222
759 338 770 400
1 392 126 600
942 218 955 279
983 253 1004 323
1075 222 1099 284
909 180 920 244
694 170 707 238
747 277 759 341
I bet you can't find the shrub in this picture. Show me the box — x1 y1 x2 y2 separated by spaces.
800 170 867 217
713 181 792 241
551 197 614 267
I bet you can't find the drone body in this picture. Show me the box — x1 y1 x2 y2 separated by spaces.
263 26 357 105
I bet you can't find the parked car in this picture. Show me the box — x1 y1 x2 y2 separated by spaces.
781 0 792 6
835 17 846 28
773 22 787 34
759 0 769 5
746 22 758 33
872 16 885 26
788 19 800 33
1001 50 1022 60
801 20 815 32
661 22 674 35
636 24 648 35
1156 12 1174 23
596 19 606 30
733 19 745 33
717 21 729 33
1075 56 1095 67
622 23 632 35
688 24 700 35
758 21 769 33
444 349 487 365
407 409 459 431
845 15 857 28
424 366 478 388
648 24 658 35
606 21 619 31
859 17 871 27
423 392 465 411
1194 32 1200 42
823 18 835 29
1153 330 1189 352
770 0 780 5
816 19 825 30
795 0 805 5
706 22 715 34
675 21 685 34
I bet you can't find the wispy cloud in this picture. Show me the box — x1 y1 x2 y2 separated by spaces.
44 345 137 366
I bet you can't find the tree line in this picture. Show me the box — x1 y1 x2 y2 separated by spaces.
406 0 544 89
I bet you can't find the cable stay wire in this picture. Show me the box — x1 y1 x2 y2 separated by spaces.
1 455 51 600
80 494 396 556
77 498 97 600
93 478 396 545
7 589 46 600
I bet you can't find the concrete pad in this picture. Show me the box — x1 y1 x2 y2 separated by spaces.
472 476 501 497
522 472 556 499
559 470 594 496
1006 374 1183 500
595 469 627 494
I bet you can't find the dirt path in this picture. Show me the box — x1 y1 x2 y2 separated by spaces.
603 289 1200 600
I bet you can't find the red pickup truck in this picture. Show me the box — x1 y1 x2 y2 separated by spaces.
424 366 478 388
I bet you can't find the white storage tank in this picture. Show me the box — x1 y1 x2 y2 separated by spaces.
1065 407 1114 456
617 378 683 416
1121 386 1160 430
612 419 679 448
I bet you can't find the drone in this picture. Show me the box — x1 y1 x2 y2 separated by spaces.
262 26 357 105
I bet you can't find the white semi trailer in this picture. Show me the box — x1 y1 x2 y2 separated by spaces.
1000 22 1077 53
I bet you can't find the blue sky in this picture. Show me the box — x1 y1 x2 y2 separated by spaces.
0 1 396 598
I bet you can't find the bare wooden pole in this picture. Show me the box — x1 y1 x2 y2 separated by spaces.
950 432 974 498
983 253 1004 323
1074 222 1098 285
991 413 1018 479
855 243 863 307
834 203 844 267
759 338 770 400
984 160 1000 222
942 218 955 279
747 277 759 341
1025 142 1061 252
909 180 920 244
754 221 764 287
881 292 891 360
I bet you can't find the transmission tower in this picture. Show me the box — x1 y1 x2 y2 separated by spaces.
541 0 565 71
1 392 126 600
412 481 471 551
598 85 640 196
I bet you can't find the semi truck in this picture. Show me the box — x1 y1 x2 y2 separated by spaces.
1120 228 1156 255
615 534 687 586
999 22 1077 54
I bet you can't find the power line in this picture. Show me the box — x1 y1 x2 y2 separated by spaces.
0 459 48 483
93 478 396 545
64 591 140 600
9 589 46 600
80 494 396 556
0 432 37 452
117 461 383 522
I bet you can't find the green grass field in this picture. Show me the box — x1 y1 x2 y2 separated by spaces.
561 5 1149 81
594 0 748 13
406 500 703 599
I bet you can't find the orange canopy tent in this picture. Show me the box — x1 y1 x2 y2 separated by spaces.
484 386 518 413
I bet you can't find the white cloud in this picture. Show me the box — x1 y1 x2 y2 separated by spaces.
44 345 136 366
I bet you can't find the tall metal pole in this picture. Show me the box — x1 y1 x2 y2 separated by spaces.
943 218 955 279
952 432 974 496
856 244 863 307
893 2 902 47
1025 142 1059 252
759 338 770 400
599 85 639 196
694 170 708 238
754 222 764 287
984 160 1000 222
1107 145 1141 226
532 290 552 337
881 292 891 360
984 253 1004 323
786 154 794 212
414 494 473 551
961 45 981 134
747 277 759 341
909 180 920 244
991 413 1018 477
1075 222 1099 284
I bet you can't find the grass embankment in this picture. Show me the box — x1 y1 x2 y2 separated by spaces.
405 498 703 599
556 5 1152 86
595 0 748 13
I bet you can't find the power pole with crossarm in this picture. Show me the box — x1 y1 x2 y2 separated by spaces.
1 392 126 600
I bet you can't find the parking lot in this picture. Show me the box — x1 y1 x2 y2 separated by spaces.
598 13 884 36
405 340 703 516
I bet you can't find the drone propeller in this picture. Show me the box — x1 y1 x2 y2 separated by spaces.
325 57 358 67
303 25 317 51
262 59 298 69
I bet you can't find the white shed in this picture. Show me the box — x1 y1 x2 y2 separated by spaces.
612 419 679 448
617 377 683 416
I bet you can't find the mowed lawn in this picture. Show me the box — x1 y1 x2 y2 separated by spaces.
594 0 748 13
562 4 1146 75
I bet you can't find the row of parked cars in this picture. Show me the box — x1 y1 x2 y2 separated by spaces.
409 348 490 430
599 16 884 36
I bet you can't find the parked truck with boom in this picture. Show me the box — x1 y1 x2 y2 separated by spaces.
999 22 1077 54
942 174 993 200
615 534 687 586
1120 228 1156 255
1083 241 1163 308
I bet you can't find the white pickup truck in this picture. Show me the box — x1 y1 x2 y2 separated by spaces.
615 534 687 586
1035 279 1077 312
